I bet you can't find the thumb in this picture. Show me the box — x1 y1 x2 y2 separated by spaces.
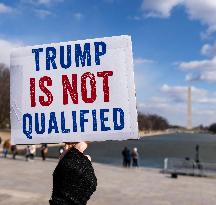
85 155 91 161
74 142 88 153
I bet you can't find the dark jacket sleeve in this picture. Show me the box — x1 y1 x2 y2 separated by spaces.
49 148 97 205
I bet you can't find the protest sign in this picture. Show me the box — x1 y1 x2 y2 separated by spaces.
10 35 138 144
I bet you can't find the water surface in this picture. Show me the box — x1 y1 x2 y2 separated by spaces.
87 133 216 168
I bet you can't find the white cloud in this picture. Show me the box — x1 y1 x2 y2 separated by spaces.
37 0 52 5
132 16 141 21
73 12 84 20
161 84 188 93
142 0 183 18
0 39 22 66
186 71 216 82
138 99 187 125
178 41 216 82
178 49 216 82
134 57 155 65
22 0 64 6
185 73 200 82
139 98 216 126
142 0 216 34
161 84 216 105
35 9 52 18
179 57 216 71
160 84 209 103
128 15 142 21
201 42 216 56
185 0 216 35
153 1 216 82
138 84 216 126
0 3 12 13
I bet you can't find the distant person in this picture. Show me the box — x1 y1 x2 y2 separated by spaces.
0 136 2 150
131 147 139 167
29 145 36 160
195 144 203 171
3 139 10 158
25 146 30 161
195 144 200 163
122 147 131 167
41 144 48 161
11 145 17 159
59 146 64 158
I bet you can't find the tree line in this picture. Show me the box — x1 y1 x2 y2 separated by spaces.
138 112 169 131
0 64 10 129
209 123 216 134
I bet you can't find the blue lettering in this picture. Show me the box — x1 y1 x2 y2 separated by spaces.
72 111 77 132
94 42 106 65
80 110 89 132
60 45 71 69
32 48 43 71
113 108 124 130
46 47 57 70
75 43 91 67
48 112 59 134
35 113 45 134
61 112 70 133
100 109 110 131
92 109 97 131
23 113 33 139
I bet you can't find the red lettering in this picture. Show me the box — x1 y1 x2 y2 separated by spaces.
97 71 113 102
39 76 53 106
30 78 36 107
62 74 78 105
81 72 96 103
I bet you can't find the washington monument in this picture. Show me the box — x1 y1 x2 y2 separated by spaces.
187 86 192 130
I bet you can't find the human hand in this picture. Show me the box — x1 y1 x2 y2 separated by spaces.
61 142 91 161
50 142 97 205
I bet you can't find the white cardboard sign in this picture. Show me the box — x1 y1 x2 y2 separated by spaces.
10 35 138 144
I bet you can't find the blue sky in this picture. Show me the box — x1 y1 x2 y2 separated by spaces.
1 0 216 126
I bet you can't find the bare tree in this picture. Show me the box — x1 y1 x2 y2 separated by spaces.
138 112 169 131
0 63 10 129
209 123 216 134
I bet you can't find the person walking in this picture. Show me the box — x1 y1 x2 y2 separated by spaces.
122 147 131 167
29 145 36 160
195 144 200 163
25 146 30 161
195 144 203 172
131 147 139 167
0 136 2 152
3 139 10 158
49 142 97 205
41 144 48 161
11 145 17 160
59 146 64 158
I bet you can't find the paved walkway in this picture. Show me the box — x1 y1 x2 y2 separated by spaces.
0 156 216 205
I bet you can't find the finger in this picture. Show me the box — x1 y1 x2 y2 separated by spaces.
85 155 91 161
74 142 88 153
64 144 70 150
59 149 68 160
64 143 76 150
